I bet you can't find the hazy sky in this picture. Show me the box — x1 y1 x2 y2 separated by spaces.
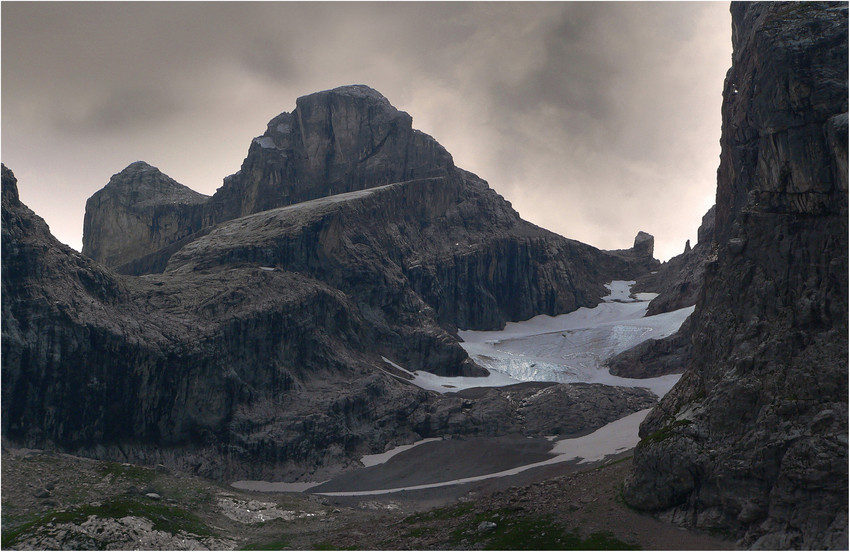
2 2 731 261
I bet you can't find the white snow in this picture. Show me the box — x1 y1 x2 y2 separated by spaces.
380 356 522 393
312 408 652 497
253 136 277 149
231 480 328 493
360 438 442 467
457 281 693 398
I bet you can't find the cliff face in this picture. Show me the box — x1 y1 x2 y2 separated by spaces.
202 85 455 226
624 3 848 549
82 162 208 269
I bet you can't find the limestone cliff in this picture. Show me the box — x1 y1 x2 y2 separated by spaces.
203 85 455 225
624 3 848 549
82 161 208 269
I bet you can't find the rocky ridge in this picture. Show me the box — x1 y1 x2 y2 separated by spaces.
624 3 848 549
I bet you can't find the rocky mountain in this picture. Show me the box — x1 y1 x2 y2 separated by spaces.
624 3 848 549
3 163 659 481
83 85 656 331
203 84 456 225
82 161 208 270
3 86 661 482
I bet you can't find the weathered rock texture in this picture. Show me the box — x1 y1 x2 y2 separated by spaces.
203 85 455 225
82 161 208 269
2 88 659 481
624 3 848 549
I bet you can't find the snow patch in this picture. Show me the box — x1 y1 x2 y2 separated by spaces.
360 438 442 467
312 409 652 496
458 281 693 398
380 356 521 393
253 136 277 149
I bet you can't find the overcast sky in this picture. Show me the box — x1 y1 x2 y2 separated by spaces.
2 1 731 261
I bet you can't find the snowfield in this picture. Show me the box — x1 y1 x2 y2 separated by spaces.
458 281 692 397
384 281 692 397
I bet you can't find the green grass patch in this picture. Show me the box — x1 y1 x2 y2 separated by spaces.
639 419 693 445
2 497 213 548
448 509 639 550
240 535 291 550
98 461 158 485
402 526 434 538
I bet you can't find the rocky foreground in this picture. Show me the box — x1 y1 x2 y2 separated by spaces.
1 445 737 550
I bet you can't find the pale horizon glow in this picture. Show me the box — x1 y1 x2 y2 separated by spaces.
2 2 731 261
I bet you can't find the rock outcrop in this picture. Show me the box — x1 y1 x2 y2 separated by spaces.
634 206 715 316
82 162 208 270
203 85 455 225
624 3 848 549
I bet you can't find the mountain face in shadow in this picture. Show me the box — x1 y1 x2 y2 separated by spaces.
624 3 848 549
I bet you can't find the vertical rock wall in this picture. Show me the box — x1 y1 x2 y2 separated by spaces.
624 3 848 549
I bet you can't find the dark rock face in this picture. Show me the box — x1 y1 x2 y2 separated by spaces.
202 85 455 226
82 162 208 269
624 4 848 549
83 86 654 333
606 315 694 379
607 230 661 275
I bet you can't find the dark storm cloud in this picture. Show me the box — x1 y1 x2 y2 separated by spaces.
1 2 730 260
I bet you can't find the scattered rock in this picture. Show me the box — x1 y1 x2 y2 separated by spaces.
477 521 497 533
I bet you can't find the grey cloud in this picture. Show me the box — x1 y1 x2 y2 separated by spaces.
1 2 730 260
53 86 183 133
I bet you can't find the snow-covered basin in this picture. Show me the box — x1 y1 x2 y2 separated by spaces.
385 280 693 398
